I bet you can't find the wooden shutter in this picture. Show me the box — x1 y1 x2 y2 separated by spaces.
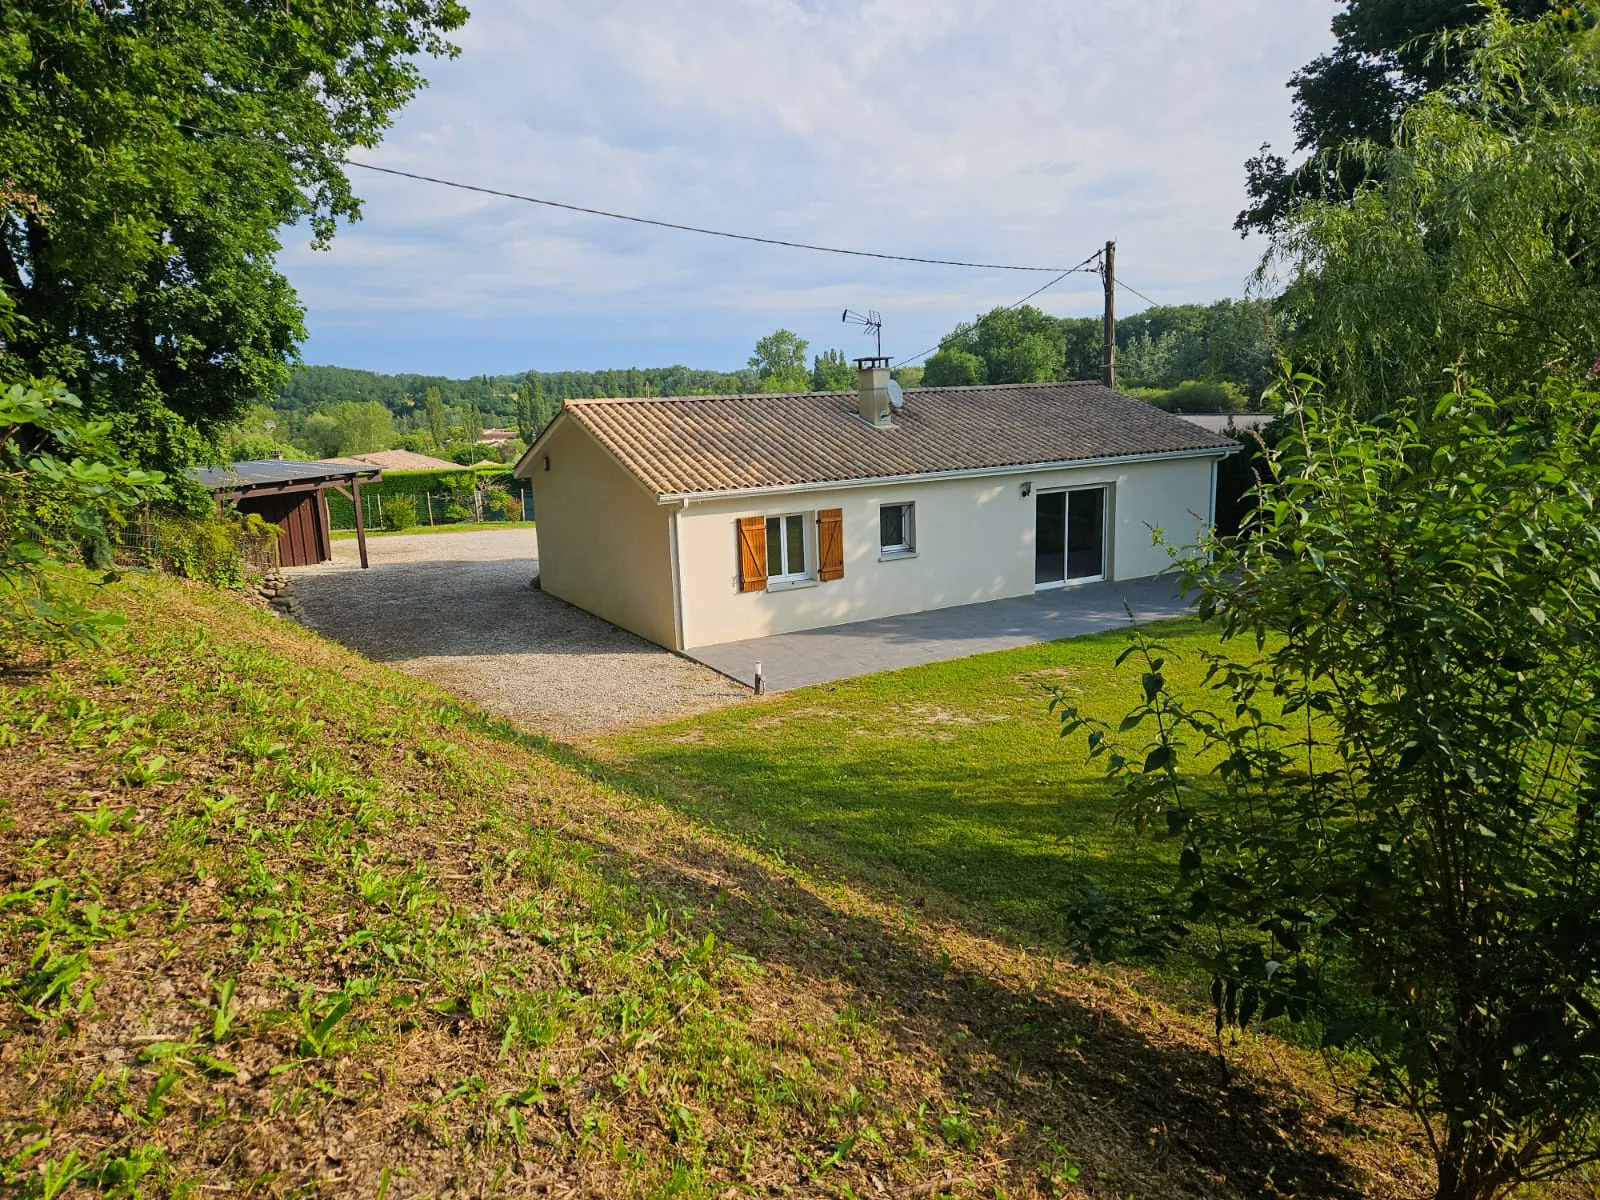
817 508 844 581
737 516 768 592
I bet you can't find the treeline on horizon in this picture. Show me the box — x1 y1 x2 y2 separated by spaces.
234 297 1277 464
269 296 1275 421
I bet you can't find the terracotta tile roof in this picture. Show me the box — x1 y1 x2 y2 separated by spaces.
321 449 462 471
550 381 1238 497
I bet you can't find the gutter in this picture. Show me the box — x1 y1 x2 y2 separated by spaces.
653 443 1238 506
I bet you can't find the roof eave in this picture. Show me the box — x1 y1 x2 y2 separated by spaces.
654 443 1238 505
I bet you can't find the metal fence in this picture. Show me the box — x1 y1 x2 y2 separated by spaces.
329 487 536 532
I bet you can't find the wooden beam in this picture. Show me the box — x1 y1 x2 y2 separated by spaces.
351 478 370 569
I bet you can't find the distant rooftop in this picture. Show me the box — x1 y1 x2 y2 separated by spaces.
322 449 461 472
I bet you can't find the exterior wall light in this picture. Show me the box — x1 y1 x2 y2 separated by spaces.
1020 481 1032 498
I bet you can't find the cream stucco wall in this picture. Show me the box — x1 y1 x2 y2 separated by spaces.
526 420 678 648
674 454 1222 649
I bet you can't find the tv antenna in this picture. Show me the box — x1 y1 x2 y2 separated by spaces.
842 309 883 359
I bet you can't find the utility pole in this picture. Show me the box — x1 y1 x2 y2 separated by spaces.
1101 239 1116 389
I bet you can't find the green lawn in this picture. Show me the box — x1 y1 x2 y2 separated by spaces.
331 518 535 539
602 618 1232 957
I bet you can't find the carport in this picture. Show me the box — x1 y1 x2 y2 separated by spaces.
190 459 382 568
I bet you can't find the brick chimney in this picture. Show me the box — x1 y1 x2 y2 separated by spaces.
855 356 893 428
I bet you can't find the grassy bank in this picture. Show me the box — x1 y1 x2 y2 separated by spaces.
0 575 1425 1198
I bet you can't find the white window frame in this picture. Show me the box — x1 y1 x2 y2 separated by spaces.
879 502 916 559
765 512 812 587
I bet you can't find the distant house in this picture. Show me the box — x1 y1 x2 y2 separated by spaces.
512 363 1238 651
321 449 461 472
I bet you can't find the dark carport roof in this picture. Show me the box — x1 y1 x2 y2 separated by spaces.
189 459 381 493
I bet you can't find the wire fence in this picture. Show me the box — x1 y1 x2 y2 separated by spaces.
329 487 536 532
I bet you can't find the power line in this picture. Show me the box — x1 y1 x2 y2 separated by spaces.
1115 276 1162 308
891 254 1101 367
172 121 1093 273
338 159 1095 273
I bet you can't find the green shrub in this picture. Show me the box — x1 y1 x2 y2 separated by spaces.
136 510 273 589
1139 379 1247 413
2 378 166 659
380 495 417 531
443 502 471 522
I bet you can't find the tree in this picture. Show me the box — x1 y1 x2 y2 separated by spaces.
963 305 1061 383
921 348 987 388
1055 378 1600 1200
811 349 855 392
461 402 483 451
750 329 810 392
1237 0 1556 233
296 401 394 459
0 0 468 472
424 388 448 452
1268 10 1600 416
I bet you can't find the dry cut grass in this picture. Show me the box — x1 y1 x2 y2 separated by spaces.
0 572 1431 1198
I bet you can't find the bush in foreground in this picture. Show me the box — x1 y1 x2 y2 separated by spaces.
1058 379 1600 1200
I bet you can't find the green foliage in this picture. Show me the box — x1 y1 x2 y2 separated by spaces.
919 300 1277 401
938 306 1059 384
380 495 417 532
297 401 396 460
1239 0 1558 233
810 348 855 392
0 0 468 472
424 388 449 452
138 510 272 589
1270 9 1600 416
921 348 986 387
514 376 549 443
750 329 811 392
1 379 165 660
1055 377 1600 1199
1135 380 1247 413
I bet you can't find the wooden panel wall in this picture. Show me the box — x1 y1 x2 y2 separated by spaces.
236 490 329 567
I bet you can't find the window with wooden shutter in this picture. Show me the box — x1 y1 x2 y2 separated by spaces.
817 508 844 581
737 516 767 592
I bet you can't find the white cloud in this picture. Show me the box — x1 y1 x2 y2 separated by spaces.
285 0 1333 373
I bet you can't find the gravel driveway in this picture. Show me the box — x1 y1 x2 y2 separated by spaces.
287 528 746 740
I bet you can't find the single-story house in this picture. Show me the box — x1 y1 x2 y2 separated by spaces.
191 459 382 568
512 362 1238 651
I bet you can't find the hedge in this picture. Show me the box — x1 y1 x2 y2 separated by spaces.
324 467 531 530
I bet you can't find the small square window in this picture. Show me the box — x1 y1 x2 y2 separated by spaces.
879 503 914 555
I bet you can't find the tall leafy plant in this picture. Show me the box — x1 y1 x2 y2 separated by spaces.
1 378 165 660
1054 379 1600 1199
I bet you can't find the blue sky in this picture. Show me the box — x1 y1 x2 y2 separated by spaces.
283 1 1335 378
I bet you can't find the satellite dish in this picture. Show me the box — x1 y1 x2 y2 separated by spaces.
887 379 905 411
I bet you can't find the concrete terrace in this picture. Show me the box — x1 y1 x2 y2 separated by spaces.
685 574 1193 692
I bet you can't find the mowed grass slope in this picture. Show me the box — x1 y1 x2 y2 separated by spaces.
600 622 1221 956
1 576 1425 1199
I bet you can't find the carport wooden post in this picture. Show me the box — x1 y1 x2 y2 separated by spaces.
351 479 370 569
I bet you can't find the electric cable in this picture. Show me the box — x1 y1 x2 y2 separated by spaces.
891 257 1098 367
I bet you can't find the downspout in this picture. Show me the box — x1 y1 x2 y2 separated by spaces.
668 499 687 651
1208 457 1219 540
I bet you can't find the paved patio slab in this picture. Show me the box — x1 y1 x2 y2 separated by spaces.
685 574 1193 691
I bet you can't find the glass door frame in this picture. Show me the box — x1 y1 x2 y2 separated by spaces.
1034 484 1109 590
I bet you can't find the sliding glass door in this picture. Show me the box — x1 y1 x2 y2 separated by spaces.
1035 487 1106 588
